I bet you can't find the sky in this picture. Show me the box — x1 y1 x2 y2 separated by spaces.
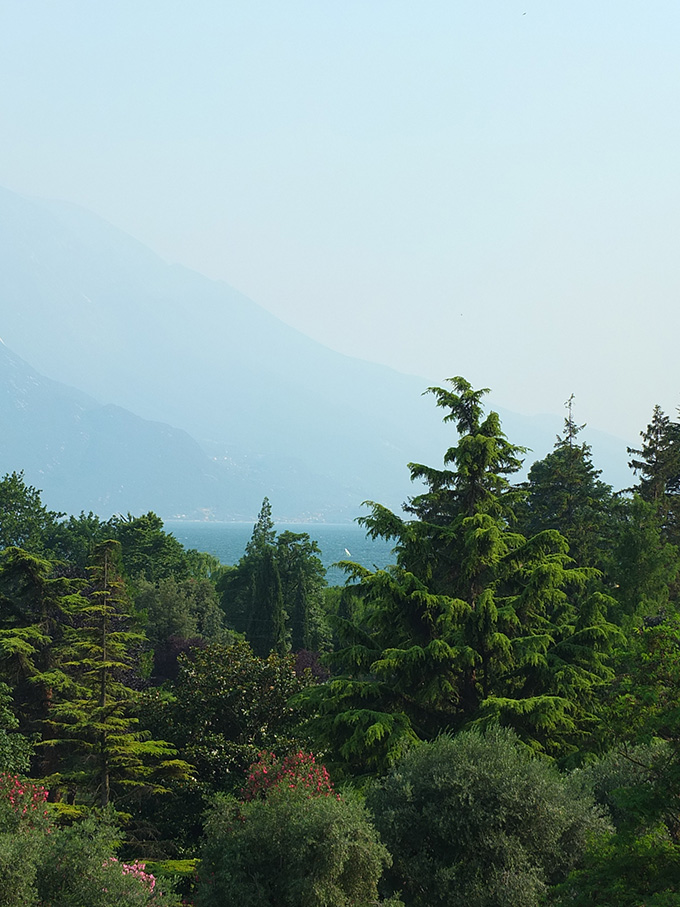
1 1 679 443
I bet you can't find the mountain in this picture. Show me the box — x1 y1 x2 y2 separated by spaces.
0 186 633 519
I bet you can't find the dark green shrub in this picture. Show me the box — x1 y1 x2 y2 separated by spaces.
197 787 402 907
548 828 680 906
0 775 178 907
367 726 609 907
37 812 179 906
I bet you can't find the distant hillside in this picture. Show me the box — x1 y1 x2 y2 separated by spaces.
0 186 633 519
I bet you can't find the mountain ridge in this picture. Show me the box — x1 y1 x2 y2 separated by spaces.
0 185 633 519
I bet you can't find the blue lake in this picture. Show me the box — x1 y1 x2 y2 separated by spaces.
164 520 397 586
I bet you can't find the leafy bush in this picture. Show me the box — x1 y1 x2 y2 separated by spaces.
548 828 680 907
197 786 401 907
0 774 177 906
367 726 609 907
570 740 671 831
37 813 177 906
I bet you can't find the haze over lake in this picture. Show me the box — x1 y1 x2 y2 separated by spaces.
165 520 395 586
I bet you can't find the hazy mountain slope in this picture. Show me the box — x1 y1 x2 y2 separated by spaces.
0 186 451 515
0 341 364 519
0 185 632 518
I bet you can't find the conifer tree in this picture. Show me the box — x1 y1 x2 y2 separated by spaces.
47 541 183 807
220 498 289 656
276 531 329 652
0 547 80 742
302 378 619 773
628 405 680 546
518 396 615 569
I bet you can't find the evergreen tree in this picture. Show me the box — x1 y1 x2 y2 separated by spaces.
219 499 288 656
276 531 329 652
301 379 619 773
518 397 615 569
47 541 183 808
249 543 288 656
628 405 680 546
0 548 81 742
608 495 680 625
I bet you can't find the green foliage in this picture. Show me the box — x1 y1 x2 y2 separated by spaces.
517 398 615 569
220 498 289 656
136 576 232 653
0 775 44 907
153 640 309 792
45 510 110 569
0 470 63 554
629 405 680 547
220 499 331 656
145 860 199 903
570 740 672 832
0 547 85 767
608 495 680 625
304 379 620 773
548 829 680 907
197 788 401 907
367 726 608 907
0 682 33 773
47 541 187 808
37 812 178 906
109 512 190 583
135 640 310 854
600 613 680 838
0 773 177 906
277 530 330 651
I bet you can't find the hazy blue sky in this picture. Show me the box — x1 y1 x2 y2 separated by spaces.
1 1 679 441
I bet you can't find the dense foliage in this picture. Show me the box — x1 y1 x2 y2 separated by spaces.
197 784 401 906
367 727 608 907
2 377 680 903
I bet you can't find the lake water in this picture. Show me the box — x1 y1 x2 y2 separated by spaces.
164 520 397 586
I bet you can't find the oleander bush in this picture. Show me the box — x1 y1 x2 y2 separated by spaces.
197 752 402 907
0 772 178 907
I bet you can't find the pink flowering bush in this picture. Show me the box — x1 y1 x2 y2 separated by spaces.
242 750 335 801
0 773 49 906
0 772 49 830
0 775 177 906
197 756 402 906
104 857 158 895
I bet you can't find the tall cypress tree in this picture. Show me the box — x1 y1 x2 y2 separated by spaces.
220 499 288 656
276 531 329 652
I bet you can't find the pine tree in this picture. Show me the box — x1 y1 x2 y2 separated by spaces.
47 541 183 807
301 378 619 773
517 396 615 569
628 405 680 546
